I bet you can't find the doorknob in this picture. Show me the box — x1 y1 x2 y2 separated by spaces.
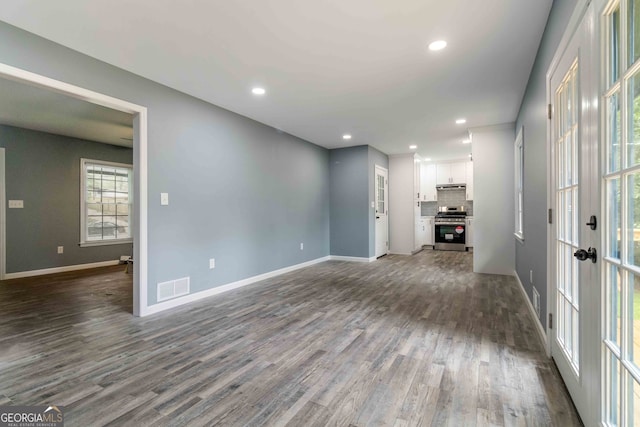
574 247 597 263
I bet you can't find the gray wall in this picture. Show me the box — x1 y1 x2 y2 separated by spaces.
515 0 577 328
472 125 515 275
0 22 330 304
367 146 389 258
1 125 133 272
329 146 369 257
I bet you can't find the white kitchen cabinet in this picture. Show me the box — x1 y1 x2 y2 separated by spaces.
417 218 425 247
465 161 474 200
466 216 474 248
424 216 434 246
414 159 421 200
420 164 437 201
436 162 466 185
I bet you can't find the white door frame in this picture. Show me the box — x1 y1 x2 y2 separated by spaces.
0 63 148 317
375 165 389 258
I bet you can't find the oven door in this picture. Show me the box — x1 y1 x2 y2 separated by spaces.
434 223 465 250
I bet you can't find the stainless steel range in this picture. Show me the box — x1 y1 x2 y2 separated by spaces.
434 206 467 251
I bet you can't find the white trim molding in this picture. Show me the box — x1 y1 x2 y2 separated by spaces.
4 260 120 280
142 256 331 316
513 270 549 356
0 62 148 316
329 255 376 263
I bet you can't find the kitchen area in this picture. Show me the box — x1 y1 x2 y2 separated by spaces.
416 159 473 252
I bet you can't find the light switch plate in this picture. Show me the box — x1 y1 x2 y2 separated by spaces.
209 258 215 269
160 193 169 205
8 200 24 208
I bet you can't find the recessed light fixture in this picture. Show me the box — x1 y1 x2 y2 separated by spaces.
252 87 266 95
456 118 466 124
409 145 417 149
343 134 352 140
428 40 447 51
423 158 432 161
462 139 472 144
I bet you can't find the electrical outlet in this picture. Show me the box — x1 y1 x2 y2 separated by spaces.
8 200 24 208
57 246 64 254
300 243 304 250
209 258 215 269
161 193 169 205
529 269 533 284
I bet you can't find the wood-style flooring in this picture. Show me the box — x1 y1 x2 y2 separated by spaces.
0 251 582 426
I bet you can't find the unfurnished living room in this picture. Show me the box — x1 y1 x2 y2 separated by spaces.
0 0 633 425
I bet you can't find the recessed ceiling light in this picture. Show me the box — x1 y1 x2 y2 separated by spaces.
409 145 417 149
462 139 472 144
343 134 352 140
252 87 266 95
428 40 447 51
423 158 432 161
456 118 466 124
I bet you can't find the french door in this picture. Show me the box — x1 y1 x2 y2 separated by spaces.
375 165 388 258
549 3 599 425
602 0 640 424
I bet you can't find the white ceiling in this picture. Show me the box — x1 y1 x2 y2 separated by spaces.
0 0 552 161
0 77 133 146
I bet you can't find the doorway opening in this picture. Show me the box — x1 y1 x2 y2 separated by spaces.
0 63 147 316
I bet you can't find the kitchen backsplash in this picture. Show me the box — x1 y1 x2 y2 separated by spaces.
421 189 473 216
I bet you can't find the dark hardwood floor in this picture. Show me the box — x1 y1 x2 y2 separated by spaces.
0 251 581 426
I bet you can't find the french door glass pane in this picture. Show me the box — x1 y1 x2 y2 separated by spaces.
627 70 640 167
630 0 640 67
558 192 565 241
632 272 640 369
627 171 640 267
608 263 622 347
630 372 640 424
609 93 622 173
612 7 621 85
566 190 573 243
609 178 622 259
607 351 620 425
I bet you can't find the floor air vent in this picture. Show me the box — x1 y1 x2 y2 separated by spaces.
157 277 190 302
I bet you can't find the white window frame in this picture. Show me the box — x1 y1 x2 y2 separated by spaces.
80 158 133 247
514 127 525 242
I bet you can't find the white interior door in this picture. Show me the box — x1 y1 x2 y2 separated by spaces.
549 4 599 424
602 1 640 424
375 165 388 258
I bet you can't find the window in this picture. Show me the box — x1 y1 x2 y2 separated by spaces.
514 127 524 241
80 158 133 246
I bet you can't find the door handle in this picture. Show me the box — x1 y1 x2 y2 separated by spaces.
574 247 597 263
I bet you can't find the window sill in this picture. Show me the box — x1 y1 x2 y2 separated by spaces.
80 239 133 248
514 233 524 244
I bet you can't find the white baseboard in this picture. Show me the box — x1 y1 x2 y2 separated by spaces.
329 255 376 263
513 270 549 355
389 251 412 256
3 260 120 280
141 256 331 317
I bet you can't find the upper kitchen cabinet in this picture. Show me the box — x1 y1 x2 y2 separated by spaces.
465 161 474 200
436 162 466 185
420 163 437 201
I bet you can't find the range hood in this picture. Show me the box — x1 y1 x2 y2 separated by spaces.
436 183 466 191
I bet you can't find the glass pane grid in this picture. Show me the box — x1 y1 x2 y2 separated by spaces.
554 61 580 372
84 162 132 243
